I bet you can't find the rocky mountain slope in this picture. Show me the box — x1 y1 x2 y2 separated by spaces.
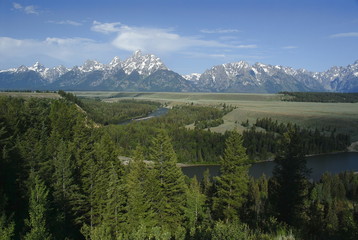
0 50 357 93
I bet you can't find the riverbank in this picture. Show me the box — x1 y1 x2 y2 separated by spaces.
182 152 358 181
348 141 358 152
178 146 357 167
177 162 220 168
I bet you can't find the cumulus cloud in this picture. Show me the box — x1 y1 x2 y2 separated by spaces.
13 2 39 15
200 29 241 34
91 21 255 53
330 32 358 38
0 21 258 69
48 20 83 26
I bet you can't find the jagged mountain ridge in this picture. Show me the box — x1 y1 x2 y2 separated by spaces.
0 50 357 92
0 50 194 92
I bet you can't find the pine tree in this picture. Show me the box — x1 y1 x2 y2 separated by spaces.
125 146 153 235
269 129 311 227
24 172 52 240
148 130 187 234
185 176 206 237
0 213 15 240
0 191 15 240
51 140 80 239
213 131 251 223
81 132 125 239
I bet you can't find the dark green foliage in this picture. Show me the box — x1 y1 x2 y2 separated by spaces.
148 130 188 233
243 117 350 160
80 98 160 125
244 176 269 228
194 118 224 130
304 172 358 239
211 221 253 240
0 212 15 240
125 146 154 234
0 95 357 240
24 172 52 240
269 129 311 227
213 131 251 223
280 91 358 103
103 104 227 163
185 176 207 237
58 90 83 107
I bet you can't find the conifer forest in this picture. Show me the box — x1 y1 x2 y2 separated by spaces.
0 92 357 240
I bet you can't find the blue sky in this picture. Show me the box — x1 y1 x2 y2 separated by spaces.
0 0 357 74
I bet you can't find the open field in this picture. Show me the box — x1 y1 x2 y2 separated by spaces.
0 91 60 99
73 91 281 104
73 91 358 141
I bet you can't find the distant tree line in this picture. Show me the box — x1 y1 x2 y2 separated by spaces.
58 90 162 125
280 91 358 103
243 117 350 160
103 105 229 163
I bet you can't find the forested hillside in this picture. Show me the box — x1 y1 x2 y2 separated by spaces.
0 95 357 239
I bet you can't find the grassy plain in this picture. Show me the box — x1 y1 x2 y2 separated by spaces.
74 91 358 141
0 91 60 99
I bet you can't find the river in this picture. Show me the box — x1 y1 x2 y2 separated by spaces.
119 107 169 125
181 152 358 181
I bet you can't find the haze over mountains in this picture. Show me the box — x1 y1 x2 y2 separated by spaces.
0 50 357 93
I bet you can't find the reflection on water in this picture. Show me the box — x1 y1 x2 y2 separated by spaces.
118 107 169 125
181 152 358 181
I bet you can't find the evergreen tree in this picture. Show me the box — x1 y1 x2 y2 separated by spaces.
148 130 187 234
24 172 52 240
51 140 80 239
269 129 311 227
125 146 154 235
185 176 206 237
245 175 268 228
81 132 125 239
0 212 15 240
213 131 251 223
0 191 15 240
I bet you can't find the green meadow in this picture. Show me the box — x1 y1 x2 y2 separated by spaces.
72 91 358 142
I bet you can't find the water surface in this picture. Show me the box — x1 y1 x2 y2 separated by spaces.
181 152 358 181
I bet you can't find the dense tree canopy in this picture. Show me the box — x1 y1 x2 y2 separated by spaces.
0 94 357 240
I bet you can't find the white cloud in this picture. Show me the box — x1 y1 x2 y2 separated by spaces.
282 46 298 49
200 29 241 34
12 2 39 15
236 44 257 49
48 20 83 26
91 21 122 34
13 3 22 10
330 32 358 38
0 21 258 69
0 37 115 68
24 5 38 15
91 22 255 53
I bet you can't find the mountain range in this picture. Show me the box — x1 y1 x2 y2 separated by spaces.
0 50 357 93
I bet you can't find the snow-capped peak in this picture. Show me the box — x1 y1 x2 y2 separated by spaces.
221 61 250 78
133 50 142 59
80 60 105 72
109 56 122 69
183 73 201 81
28 62 46 72
122 50 168 76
